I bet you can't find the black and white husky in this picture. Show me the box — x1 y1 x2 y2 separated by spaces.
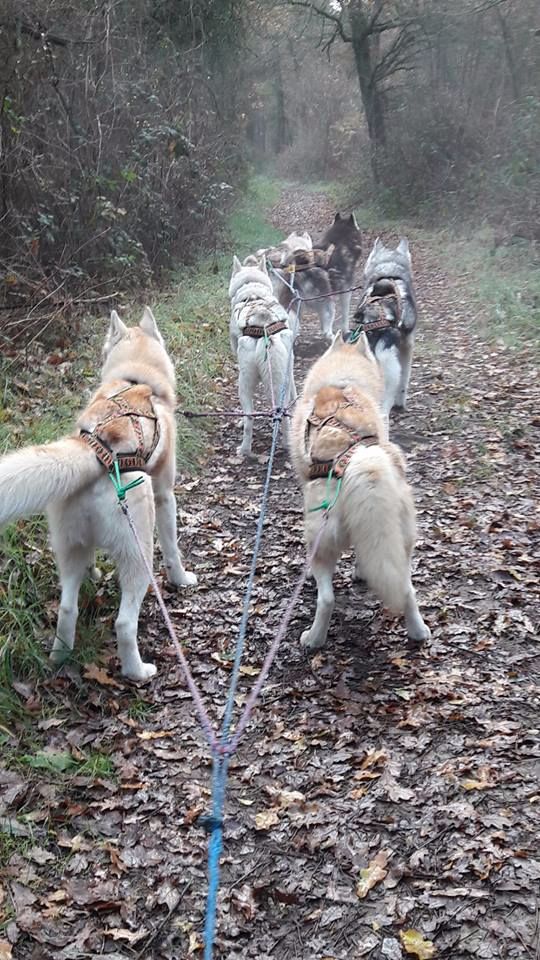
352 238 417 433
316 212 363 331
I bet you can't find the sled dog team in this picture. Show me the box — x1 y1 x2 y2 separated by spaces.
0 213 429 683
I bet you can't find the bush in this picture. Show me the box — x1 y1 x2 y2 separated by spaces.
0 1 244 342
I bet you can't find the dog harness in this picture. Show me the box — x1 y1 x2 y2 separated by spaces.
242 319 288 338
234 297 288 339
284 248 331 274
306 398 379 481
79 385 160 473
350 279 402 334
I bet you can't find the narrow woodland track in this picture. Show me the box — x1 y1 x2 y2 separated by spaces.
4 188 539 959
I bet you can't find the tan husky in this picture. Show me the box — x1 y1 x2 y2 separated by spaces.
290 332 430 651
0 308 196 681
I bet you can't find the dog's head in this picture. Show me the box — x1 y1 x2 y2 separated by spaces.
103 307 164 362
229 254 272 300
318 212 362 251
326 329 377 365
279 231 312 264
101 306 176 400
364 236 412 280
353 280 401 330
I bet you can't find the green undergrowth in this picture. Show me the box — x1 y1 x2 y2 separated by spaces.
426 229 540 348
0 175 280 737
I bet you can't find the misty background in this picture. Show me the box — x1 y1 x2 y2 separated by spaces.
0 0 538 326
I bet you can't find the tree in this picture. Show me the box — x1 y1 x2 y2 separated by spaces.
282 0 421 178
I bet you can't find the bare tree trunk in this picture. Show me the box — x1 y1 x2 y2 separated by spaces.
349 3 386 181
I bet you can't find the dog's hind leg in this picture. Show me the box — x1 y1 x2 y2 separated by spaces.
376 345 401 438
396 335 415 411
152 472 197 588
113 507 157 682
237 341 258 457
116 561 156 681
50 543 94 664
404 582 431 641
316 301 335 343
339 290 352 334
300 497 341 651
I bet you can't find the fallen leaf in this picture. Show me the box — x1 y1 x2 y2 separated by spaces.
462 767 496 791
356 850 390 899
0 942 12 960
400 929 437 958
254 809 280 830
136 730 174 740
106 927 147 944
83 663 123 688
188 929 203 953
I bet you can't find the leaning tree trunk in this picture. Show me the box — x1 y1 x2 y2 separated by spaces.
349 5 387 183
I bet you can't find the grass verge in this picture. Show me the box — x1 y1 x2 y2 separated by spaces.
0 175 280 736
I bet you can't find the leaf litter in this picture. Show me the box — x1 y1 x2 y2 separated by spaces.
1 187 539 958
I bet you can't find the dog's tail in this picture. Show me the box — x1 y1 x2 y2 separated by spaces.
341 445 414 613
0 437 104 528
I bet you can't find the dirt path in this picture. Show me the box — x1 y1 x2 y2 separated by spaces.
3 188 539 960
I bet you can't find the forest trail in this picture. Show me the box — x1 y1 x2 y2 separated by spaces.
2 186 539 960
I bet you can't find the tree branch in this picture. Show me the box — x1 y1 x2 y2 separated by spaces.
284 0 351 44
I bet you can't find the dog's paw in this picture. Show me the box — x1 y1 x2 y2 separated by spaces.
166 564 197 588
123 661 157 683
49 647 67 666
300 628 326 651
177 570 197 588
236 445 255 459
407 620 431 642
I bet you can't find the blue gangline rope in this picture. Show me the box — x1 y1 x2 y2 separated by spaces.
202 304 299 960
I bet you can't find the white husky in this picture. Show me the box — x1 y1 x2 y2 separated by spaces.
290 332 430 652
229 256 296 458
0 309 196 682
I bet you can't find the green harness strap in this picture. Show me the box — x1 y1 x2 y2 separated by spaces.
108 459 145 502
308 468 342 513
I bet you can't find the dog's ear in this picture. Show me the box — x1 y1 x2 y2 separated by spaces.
397 237 411 262
108 310 128 344
302 231 312 246
139 306 162 342
353 330 372 358
364 238 380 272
333 212 341 223
231 255 242 277
258 255 268 275
327 331 345 353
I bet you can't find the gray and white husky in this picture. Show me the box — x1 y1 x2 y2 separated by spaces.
352 237 417 433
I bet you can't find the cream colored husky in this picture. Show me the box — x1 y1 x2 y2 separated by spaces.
290 332 430 651
0 308 196 681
